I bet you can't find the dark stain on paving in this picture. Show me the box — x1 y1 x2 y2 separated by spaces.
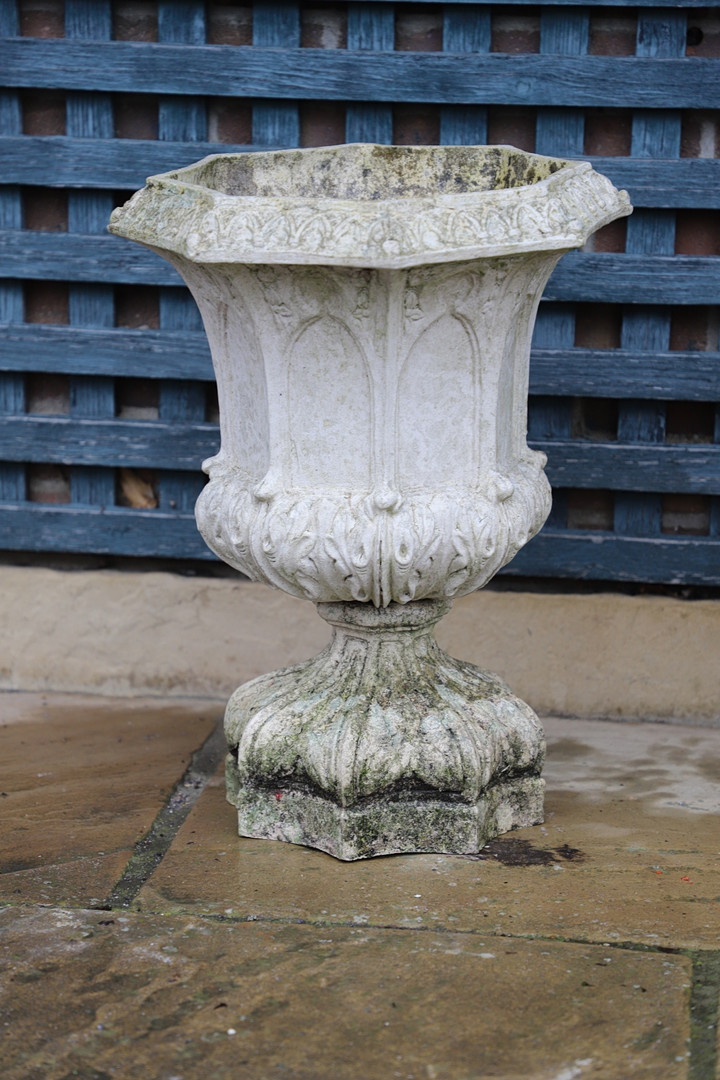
546 737 591 761
693 756 720 783
461 838 586 866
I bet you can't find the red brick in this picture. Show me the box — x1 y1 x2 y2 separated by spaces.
114 95 158 141
22 90 65 136
574 304 623 349
670 307 718 352
22 189 68 233
686 14 720 58
115 286 160 330
492 14 539 55
589 14 637 57
112 1 157 42
589 218 627 254
487 107 536 152
19 0 64 38
300 104 345 148
208 2 251 46
675 210 720 256
394 105 439 146
301 8 345 50
584 110 632 157
24 283 69 326
395 12 442 53
208 99 252 145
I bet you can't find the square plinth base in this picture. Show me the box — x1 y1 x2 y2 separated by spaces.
228 770 545 861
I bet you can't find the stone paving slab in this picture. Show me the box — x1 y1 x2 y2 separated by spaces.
137 718 720 950
0 694 218 905
0 904 692 1080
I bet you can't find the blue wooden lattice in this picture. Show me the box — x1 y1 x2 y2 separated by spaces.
0 0 719 583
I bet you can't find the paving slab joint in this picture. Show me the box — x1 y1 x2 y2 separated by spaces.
688 951 720 1080
103 719 227 910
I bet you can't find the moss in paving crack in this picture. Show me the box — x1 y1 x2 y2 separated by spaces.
688 951 720 1080
106 720 226 910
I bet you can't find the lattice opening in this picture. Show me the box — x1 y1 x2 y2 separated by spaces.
112 0 159 42
566 489 614 532
662 494 711 535
115 285 160 329
395 9 442 52
583 110 633 156
491 11 540 54
114 94 158 140
26 373 70 415
115 378 158 420
570 399 619 442
666 402 716 444
27 463 70 504
21 89 66 136
23 282 69 325
207 2 252 47
22 189 68 232
116 467 158 509
588 12 637 57
18 0 64 37
574 304 623 348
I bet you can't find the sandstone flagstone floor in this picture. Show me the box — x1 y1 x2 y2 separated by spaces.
1 692 719 1080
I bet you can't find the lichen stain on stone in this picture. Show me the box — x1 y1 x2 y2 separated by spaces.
174 144 566 201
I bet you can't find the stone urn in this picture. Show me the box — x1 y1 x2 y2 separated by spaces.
110 144 631 860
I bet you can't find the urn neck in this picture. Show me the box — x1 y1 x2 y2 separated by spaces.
316 599 451 657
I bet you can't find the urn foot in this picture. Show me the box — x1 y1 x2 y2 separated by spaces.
224 599 545 860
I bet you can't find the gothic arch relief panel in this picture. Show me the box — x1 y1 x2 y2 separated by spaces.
189 271 270 482
397 314 480 488
288 316 372 489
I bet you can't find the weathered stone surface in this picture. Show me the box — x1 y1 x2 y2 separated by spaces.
109 144 629 606
0 694 712 1079
226 599 545 858
110 144 631 858
139 716 720 950
0 905 691 1080
0 693 217 905
109 143 630 269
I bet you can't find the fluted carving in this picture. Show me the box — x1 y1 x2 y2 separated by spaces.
225 600 545 859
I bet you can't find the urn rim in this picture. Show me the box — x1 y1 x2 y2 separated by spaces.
109 142 631 269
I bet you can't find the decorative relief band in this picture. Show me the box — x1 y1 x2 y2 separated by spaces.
110 155 631 269
195 455 551 607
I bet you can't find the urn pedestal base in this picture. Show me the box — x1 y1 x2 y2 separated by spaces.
226 771 544 861
224 599 545 860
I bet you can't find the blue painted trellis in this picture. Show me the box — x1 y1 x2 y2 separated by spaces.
0 0 719 582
